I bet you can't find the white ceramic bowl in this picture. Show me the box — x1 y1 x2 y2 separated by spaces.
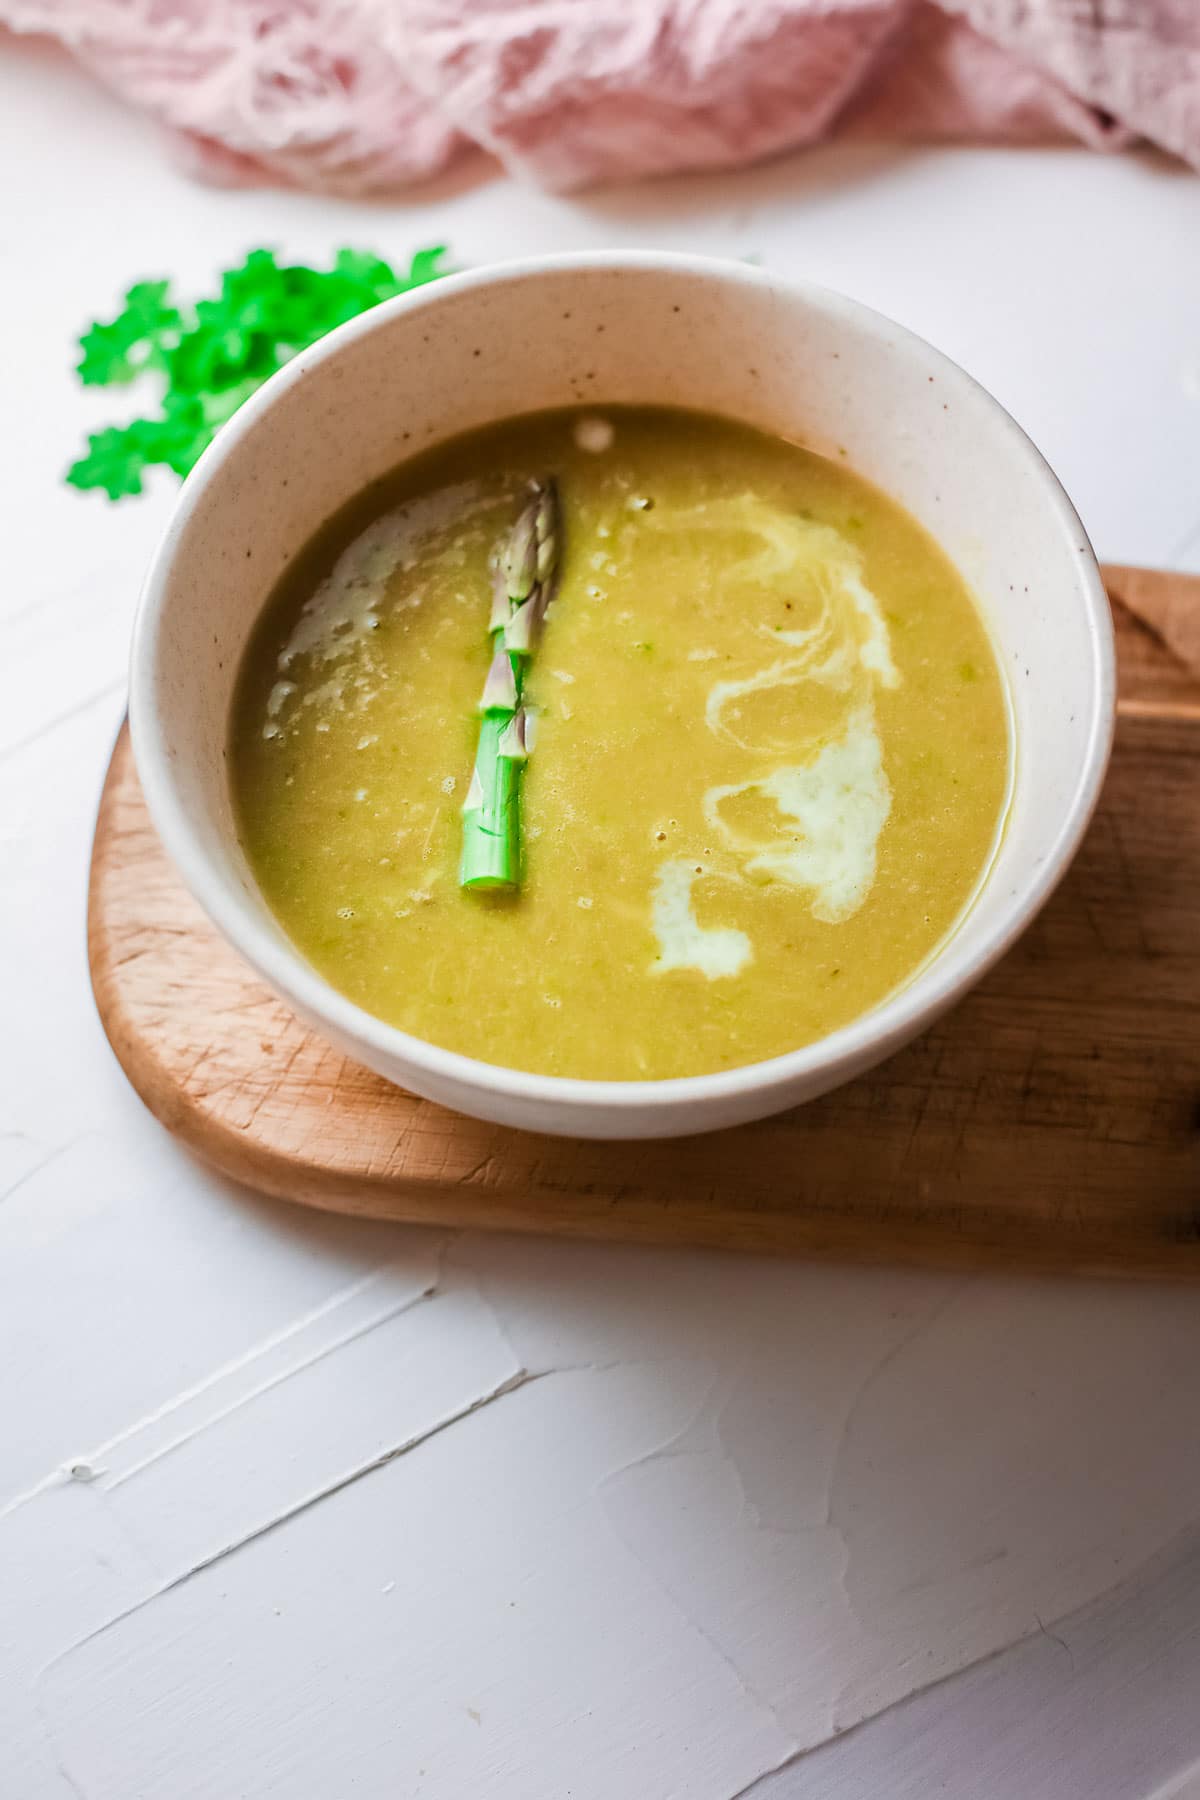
130 252 1115 1139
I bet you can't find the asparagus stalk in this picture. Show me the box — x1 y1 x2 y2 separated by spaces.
460 479 560 891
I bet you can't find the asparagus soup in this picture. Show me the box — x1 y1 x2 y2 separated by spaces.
230 406 1010 1080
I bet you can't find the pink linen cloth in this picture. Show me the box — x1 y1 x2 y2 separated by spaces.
3 1 1198 194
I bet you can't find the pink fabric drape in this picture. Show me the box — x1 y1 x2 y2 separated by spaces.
4 1 1197 194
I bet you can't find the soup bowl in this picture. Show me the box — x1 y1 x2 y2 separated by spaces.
130 252 1115 1139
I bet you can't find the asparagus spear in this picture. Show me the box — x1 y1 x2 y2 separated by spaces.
460 479 560 891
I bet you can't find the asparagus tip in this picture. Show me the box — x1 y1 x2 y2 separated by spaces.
497 709 529 762
479 648 518 714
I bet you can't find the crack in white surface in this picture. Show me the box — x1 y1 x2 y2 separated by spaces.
583 1276 996 1776
1150 1758 1200 1800
595 1376 806 1767
0 675 125 767
730 1524 1200 1798
726 1745 809 1800
41 1725 90 1800
105 1285 441 1490
724 1638 1058 1796
820 1278 974 1711
828 1278 970 1505
39 1363 541 1683
0 1241 454 1524
0 1131 99 1210
1032 1610 1074 1668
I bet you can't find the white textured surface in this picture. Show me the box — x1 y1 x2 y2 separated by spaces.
4 35 1200 1798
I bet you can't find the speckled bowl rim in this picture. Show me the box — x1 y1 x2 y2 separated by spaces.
131 250 1116 1125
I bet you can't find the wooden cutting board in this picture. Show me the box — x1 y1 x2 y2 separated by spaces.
89 566 1200 1277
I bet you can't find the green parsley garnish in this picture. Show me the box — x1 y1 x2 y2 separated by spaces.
68 245 452 501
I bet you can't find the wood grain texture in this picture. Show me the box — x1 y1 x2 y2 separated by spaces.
89 568 1200 1276
1106 563 1200 690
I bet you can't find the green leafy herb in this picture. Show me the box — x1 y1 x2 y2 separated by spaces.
68 245 452 501
77 280 183 387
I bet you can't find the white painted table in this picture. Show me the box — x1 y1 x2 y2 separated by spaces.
4 37 1200 1799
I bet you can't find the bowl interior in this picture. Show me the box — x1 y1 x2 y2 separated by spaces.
133 256 1111 1099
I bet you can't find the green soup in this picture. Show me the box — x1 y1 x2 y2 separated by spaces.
230 406 1010 1080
